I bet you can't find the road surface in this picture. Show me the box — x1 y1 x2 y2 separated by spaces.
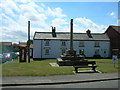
2 80 119 88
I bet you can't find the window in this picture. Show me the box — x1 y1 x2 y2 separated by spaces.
62 41 66 46
95 49 99 55
45 49 49 55
94 41 100 47
61 49 66 55
79 49 84 55
45 40 49 46
79 41 84 47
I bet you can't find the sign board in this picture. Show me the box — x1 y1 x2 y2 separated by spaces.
112 55 117 63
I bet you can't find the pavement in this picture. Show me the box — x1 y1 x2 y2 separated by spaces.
1 72 120 87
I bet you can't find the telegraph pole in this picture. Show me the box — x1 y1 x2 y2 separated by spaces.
28 21 30 63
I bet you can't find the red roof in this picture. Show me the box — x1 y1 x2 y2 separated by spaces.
19 42 27 47
2 42 12 45
12 43 19 47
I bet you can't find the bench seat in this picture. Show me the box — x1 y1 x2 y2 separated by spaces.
73 64 97 73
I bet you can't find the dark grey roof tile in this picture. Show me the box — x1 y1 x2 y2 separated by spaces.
34 32 110 41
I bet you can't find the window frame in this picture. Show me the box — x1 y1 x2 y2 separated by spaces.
94 41 100 47
61 41 66 46
61 49 66 55
79 49 84 55
94 49 99 55
79 41 84 47
45 40 49 46
45 48 50 55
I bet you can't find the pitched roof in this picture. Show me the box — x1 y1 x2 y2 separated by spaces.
34 32 110 41
110 25 120 33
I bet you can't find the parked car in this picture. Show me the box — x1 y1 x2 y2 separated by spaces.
0 54 2 58
2 53 12 62
15 52 19 56
11 52 18 59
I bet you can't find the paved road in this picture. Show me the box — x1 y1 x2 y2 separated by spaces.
2 73 119 85
2 80 119 88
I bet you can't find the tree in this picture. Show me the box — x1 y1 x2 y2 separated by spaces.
27 40 33 46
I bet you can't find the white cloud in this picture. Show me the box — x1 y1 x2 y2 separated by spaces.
15 0 31 3
50 17 107 33
52 18 68 27
0 26 27 42
75 17 97 27
1 0 20 16
19 2 48 28
74 17 107 33
1 1 108 43
110 12 115 16
108 12 116 18
46 7 67 18
51 18 69 32
1 13 20 31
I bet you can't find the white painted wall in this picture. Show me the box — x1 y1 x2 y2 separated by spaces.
100 41 110 57
33 40 110 59
33 40 41 58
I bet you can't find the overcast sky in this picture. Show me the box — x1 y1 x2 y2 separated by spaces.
0 0 119 43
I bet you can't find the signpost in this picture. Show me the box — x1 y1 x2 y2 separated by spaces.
112 49 118 68
112 55 117 67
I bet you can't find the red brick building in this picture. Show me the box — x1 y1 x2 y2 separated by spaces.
105 25 120 58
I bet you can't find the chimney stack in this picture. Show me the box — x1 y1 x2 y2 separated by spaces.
51 26 56 37
86 29 92 38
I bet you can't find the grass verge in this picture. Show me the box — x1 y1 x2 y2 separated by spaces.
2 59 119 77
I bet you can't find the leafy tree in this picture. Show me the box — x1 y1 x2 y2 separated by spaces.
13 46 19 52
27 40 33 46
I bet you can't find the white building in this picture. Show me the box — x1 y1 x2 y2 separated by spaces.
33 29 110 60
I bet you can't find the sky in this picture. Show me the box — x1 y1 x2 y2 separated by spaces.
0 0 119 43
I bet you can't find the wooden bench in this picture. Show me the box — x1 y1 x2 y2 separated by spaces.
73 61 97 73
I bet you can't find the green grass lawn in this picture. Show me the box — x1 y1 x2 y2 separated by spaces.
2 59 74 77
88 59 119 73
2 58 119 77
88 59 119 63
